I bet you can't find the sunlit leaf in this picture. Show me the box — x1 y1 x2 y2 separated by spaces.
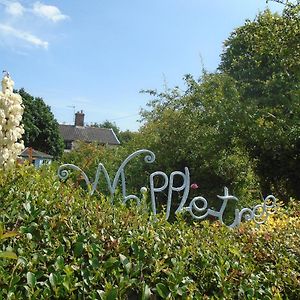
0 251 17 260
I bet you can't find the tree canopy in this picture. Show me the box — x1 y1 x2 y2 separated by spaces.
219 5 300 107
122 4 300 201
19 89 64 158
136 73 260 206
219 4 300 198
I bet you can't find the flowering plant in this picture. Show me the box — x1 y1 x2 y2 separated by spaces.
190 183 199 190
0 73 24 169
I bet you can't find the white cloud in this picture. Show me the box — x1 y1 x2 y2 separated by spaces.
33 1 69 22
0 23 48 49
0 0 9 6
5 2 24 17
0 1 68 51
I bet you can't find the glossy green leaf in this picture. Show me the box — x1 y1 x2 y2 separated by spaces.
0 231 17 240
49 273 57 288
119 254 132 273
0 251 17 260
142 283 151 300
106 288 117 300
26 272 36 288
156 283 170 298
74 242 84 257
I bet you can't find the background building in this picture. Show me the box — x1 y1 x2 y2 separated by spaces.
59 111 120 151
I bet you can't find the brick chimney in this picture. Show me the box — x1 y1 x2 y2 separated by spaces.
75 110 84 127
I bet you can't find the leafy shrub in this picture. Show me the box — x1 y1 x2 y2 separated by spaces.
61 142 164 199
0 165 299 299
138 73 263 206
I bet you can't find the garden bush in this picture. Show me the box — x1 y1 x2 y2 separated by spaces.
0 165 299 299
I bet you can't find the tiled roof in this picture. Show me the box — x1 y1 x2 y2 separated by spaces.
59 125 120 145
19 147 53 159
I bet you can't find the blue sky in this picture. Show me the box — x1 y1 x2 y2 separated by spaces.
0 0 282 131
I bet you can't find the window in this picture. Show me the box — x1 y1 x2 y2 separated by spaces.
65 141 73 150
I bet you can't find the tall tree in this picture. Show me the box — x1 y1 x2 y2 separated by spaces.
137 73 260 205
219 5 300 198
19 89 64 158
219 6 299 107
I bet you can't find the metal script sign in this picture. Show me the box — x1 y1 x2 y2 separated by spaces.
58 149 277 228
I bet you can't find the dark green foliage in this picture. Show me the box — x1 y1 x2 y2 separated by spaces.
219 7 300 107
61 142 157 200
118 130 137 145
61 142 124 195
60 6 299 204
0 165 299 299
219 5 300 199
18 89 64 159
136 74 261 207
124 5 300 202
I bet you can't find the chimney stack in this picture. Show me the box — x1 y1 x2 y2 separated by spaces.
75 110 84 127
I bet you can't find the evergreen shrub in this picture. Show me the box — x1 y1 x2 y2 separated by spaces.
0 165 299 299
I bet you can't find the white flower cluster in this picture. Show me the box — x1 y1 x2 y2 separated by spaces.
0 74 24 169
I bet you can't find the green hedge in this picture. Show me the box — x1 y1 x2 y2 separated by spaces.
0 165 299 299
